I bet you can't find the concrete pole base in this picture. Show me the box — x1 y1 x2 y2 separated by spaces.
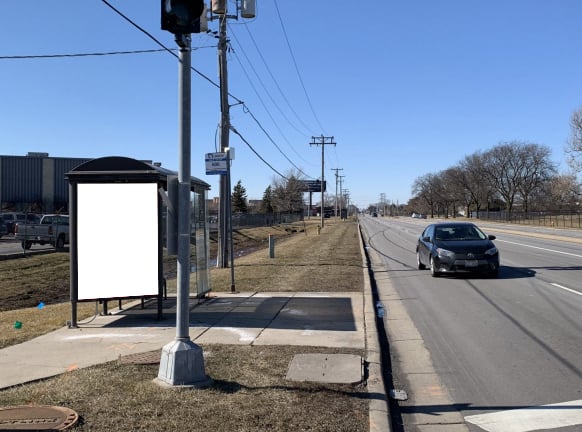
156 339 211 388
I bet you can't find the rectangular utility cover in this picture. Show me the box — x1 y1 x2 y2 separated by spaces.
76 183 158 300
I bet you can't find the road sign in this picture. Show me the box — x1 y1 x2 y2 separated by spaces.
205 152 228 175
300 180 326 192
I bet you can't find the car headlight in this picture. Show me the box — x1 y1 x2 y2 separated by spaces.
485 247 498 256
436 248 454 258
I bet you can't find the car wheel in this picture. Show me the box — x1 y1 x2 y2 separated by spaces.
430 256 440 277
488 264 499 278
22 241 32 250
416 251 425 270
56 235 65 250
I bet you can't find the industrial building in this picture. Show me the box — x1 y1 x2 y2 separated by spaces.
1 153 211 215
0 153 90 213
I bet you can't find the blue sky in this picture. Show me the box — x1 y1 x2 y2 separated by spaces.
1 1 581 208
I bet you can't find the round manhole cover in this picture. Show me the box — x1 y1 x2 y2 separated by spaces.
119 349 161 365
0 405 78 430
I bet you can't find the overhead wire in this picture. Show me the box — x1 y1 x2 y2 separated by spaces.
229 26 317 168
0 48 212 60
240 22 314 137
273 0 327 134
100 0 311 180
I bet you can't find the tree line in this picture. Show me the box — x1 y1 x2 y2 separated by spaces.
410 135 581 218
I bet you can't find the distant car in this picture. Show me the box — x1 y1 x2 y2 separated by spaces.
372 212 378 217
411 213 427 219
416 222 499 277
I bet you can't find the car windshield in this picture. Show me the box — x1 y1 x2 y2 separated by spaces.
435 225 486 241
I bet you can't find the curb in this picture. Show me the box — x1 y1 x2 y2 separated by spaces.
358 221 391 432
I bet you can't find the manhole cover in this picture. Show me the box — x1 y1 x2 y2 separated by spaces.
0 405 78 430
119 350 161 365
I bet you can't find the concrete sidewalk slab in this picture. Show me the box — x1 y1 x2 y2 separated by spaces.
0 291 364 390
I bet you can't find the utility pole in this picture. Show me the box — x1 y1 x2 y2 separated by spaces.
331 168 343 218
338 175 345 218
343 189 350 217
310 135 336 228
216 13 230 269
211 0 256 269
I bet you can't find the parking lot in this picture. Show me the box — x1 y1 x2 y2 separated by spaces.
0 235 55 256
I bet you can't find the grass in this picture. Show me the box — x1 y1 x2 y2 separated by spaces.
0 345 368 432
0 219 369 432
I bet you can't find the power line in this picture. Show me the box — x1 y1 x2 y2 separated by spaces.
0 48 212 60
273 0 327 134
241 22 314 136
229 29 317 168
230 126 287 179
101 0 310 181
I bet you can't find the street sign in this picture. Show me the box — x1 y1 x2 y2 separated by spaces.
205 152 228 175
300 180 326 192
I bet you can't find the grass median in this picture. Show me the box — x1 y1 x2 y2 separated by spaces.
0 219 369 432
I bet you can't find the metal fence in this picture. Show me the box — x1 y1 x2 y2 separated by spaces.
231 212 304 228
478 211 582 229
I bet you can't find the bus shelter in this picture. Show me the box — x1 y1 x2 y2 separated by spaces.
65 156 211 327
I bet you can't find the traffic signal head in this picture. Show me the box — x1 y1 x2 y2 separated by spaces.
161 0 205 34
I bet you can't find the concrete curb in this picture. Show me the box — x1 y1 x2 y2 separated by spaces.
358 222 391 432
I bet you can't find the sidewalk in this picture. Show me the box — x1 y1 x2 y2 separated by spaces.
0 223 391 432
0 292 365 389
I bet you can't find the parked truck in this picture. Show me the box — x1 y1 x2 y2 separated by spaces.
14 214 69 250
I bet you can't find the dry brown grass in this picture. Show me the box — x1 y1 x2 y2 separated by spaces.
0 345 368 432
0 220 370 432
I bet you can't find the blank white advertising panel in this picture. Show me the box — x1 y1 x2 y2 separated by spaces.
77 183 159 300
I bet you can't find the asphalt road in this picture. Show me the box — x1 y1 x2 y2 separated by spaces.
0 235 55 255
360 215 582 432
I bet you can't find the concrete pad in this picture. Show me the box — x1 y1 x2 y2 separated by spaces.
194 326 261 345
286 353 363 384
255 328 365 349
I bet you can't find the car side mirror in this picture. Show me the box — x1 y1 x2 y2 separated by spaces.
488 235 496 240
423 236 431 242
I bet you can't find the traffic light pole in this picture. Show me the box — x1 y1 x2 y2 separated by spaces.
157 34 209 388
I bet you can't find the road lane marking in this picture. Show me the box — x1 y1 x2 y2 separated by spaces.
497 239 582 258
550 283 582 297
465 399 582 432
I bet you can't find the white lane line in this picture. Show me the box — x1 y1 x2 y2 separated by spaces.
465 399 582 432
550 283 582 297
497 239 582 258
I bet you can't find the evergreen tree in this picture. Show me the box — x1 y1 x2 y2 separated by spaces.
232 180 248 213
260 185 274 213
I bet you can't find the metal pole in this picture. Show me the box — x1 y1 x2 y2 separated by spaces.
320 140 325 228
227 149 236 292
157 34 209 387
176 36 192 342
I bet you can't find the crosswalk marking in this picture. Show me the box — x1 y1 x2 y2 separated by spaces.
465 400 582 432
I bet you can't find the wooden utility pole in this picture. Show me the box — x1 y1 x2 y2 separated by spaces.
310 136 336 228
331 168 343 218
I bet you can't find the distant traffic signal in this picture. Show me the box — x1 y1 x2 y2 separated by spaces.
161 0 205 34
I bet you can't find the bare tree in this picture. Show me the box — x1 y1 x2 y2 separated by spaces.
411 173 440 217
458 152 491 217
271 171 305 213
534 174 580 211
515 143 556 213
567 106 582 174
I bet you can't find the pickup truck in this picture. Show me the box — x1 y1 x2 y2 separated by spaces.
14 214 69 250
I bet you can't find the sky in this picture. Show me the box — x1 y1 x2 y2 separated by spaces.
1 1 582 208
